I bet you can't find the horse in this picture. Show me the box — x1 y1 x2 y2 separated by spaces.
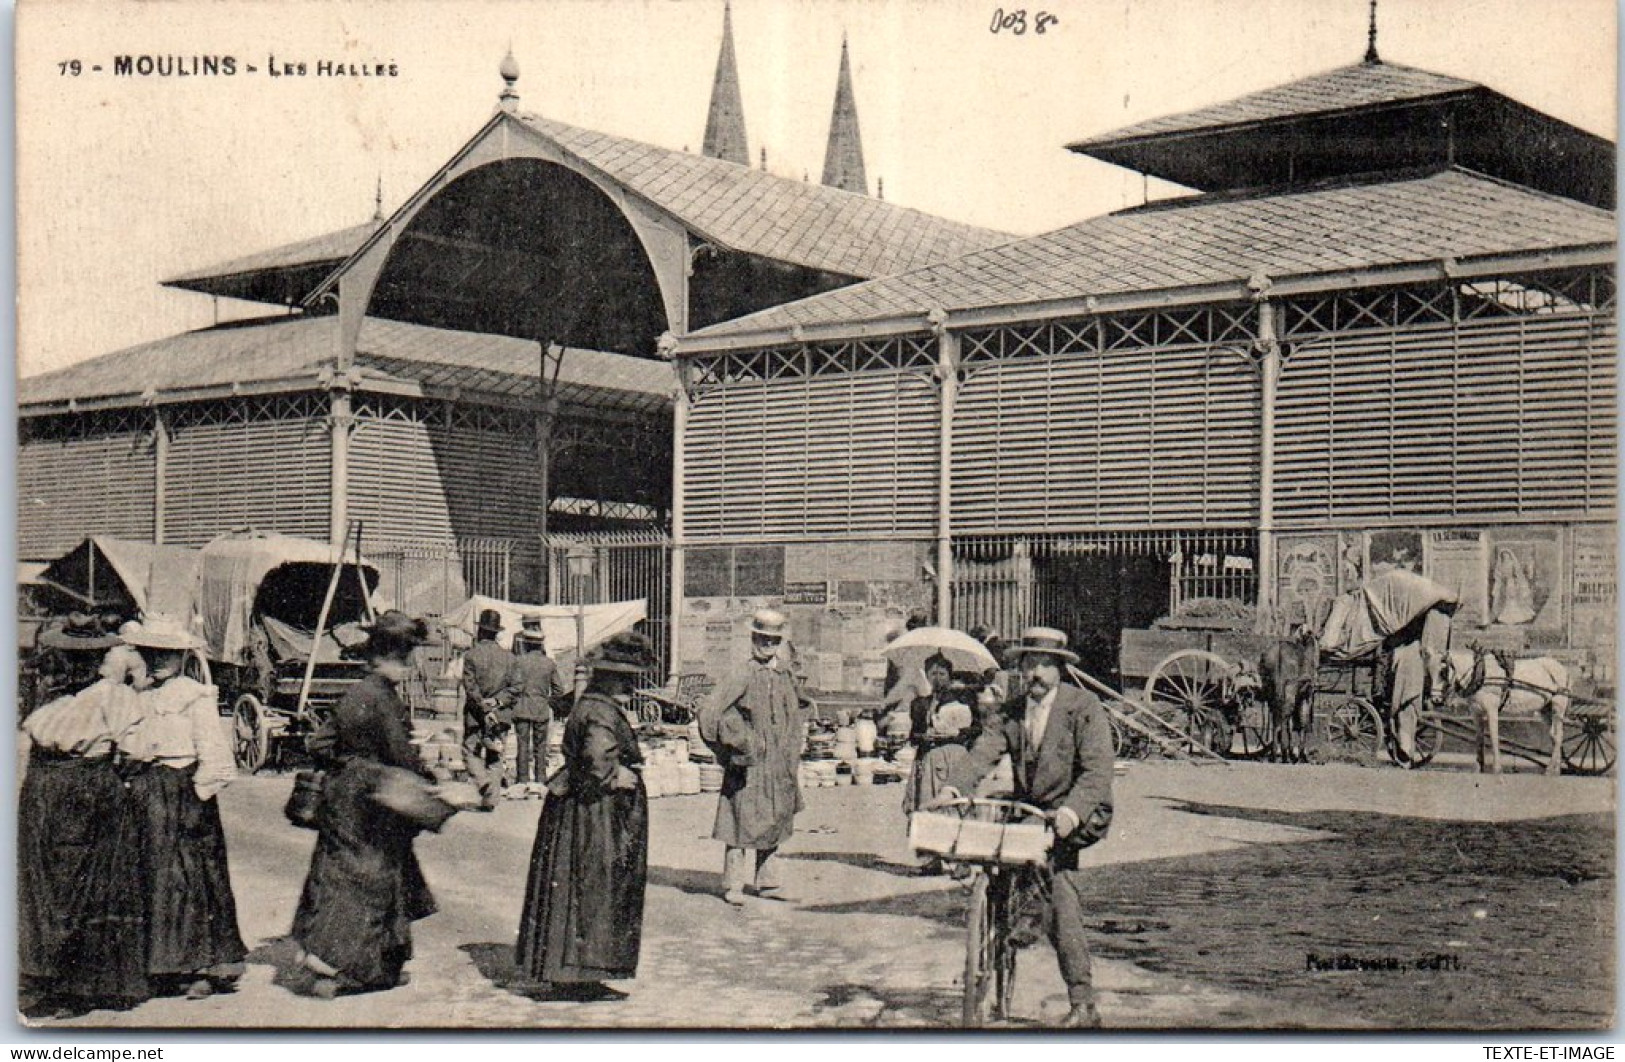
1258 627 1320 764
1436 646 1570 776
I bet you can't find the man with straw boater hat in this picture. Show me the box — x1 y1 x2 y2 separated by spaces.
461 608 518 811
933 626 1115 1028
508 613 562 797
698 608 812 906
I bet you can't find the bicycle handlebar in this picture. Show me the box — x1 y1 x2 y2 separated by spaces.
928 796 1053 822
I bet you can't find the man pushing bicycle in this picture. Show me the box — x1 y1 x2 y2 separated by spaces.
930 626 1114 1028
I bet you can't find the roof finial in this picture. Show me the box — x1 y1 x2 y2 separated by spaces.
1364 0 1380 64
877 176 884 201
760 146 767 171
499 46 521 111
373 175 384 221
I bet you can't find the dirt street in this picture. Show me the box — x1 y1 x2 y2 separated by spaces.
46 757 1614 1030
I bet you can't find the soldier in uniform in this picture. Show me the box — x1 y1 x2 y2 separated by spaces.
509 614 562 796
461 609 517 811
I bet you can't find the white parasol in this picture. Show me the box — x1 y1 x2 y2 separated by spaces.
883 626 998 675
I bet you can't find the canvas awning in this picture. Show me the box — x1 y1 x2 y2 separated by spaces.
197 531 378 666
38 537 202 618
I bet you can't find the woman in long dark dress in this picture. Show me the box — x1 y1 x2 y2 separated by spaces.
516 632 653 999
291 611 439 998
18 644 150 1016
120 615 246 1000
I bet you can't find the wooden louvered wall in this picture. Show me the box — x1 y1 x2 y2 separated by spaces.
349 397 543 544
1276 315 1616 527
684 371 939 539
951 346 1260 534
18 412 155 558
162 397 331 546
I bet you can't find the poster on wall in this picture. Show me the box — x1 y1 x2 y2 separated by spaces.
1368 529 1423 575
1486 527 1564 630
1570 525 1616 681
1423 530 1487 627
1275 536 1337 631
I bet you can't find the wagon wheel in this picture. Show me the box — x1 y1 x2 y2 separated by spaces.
1562 707 1615 776
1323 697 1384 761
1147 650 1237 756
232 693 271 774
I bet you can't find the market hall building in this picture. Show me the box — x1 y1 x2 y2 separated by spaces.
17 38 1007 662
671 49 1616 691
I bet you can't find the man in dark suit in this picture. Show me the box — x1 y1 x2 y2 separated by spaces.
934 626 1114 1028
461 608 517 811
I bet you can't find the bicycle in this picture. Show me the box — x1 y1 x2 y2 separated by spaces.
909 796 1055 1026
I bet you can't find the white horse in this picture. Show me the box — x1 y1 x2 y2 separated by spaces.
1436 647 1570 776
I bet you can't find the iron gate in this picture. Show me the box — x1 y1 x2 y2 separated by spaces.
952 530 1258 680
545 530 673 674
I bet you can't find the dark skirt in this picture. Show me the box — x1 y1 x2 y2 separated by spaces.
516 784 648 983
291 760 436 990
128 763 247 977
18 751 149 1007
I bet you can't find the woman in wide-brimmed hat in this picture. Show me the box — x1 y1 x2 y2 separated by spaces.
18 643 151 1016
120 614 247 1000
516 631 654 999
290 610 441 998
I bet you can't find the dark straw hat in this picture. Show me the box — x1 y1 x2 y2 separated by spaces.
364 610 431 658
589 631 656 675
476 608 503 635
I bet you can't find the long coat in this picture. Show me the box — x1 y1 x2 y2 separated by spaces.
705 661 807 849
946 683 1114 870
292 671 437 990
516 691 648 983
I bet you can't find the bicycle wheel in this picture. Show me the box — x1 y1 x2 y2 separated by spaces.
963 870 996 1027
991 872 1017 1021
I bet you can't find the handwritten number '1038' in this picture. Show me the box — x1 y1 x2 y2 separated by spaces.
990 9 1059 34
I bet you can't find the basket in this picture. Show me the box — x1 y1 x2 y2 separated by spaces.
909 809 1052 866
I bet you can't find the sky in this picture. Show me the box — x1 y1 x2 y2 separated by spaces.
14 0 1617 379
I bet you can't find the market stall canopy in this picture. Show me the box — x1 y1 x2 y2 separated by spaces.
197 531 378 666
1318 569 1459 660
38 537 202 618
442 595 647 672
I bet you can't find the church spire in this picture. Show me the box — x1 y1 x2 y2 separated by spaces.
820 34 868 195
702 1 749 166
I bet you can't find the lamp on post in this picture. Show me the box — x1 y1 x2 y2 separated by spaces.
565 545 596 698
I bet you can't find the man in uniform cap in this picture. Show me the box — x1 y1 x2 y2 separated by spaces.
932 626 1114 1027
697 608 811 906
461 608 518 810
508 614 562 796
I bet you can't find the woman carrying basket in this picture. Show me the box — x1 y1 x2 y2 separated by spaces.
290 610 443 998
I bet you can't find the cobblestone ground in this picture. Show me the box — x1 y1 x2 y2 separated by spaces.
44 757 1614 1031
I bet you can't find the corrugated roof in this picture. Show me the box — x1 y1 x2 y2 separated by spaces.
165 220 382 285
19 315 672 412
687 169 1617 341
513 113 1011 279
1071 61 1479 148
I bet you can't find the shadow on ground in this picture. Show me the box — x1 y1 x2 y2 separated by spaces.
801 803 1614 1030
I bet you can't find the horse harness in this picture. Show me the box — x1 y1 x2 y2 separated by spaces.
1449 644 1568 714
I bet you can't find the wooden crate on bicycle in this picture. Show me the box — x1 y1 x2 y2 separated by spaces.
909 807 1052 866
